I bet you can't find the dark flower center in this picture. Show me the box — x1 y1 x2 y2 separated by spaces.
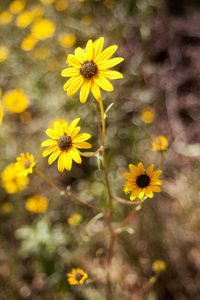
75 273 83 281
80 61 98 79
136 174 150 188
24 160 31 169
58 134 72 151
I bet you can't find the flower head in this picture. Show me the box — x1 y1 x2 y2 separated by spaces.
123 162 162 201
61 37 124 103
16 11 33 28
68 213 82 226
55 0 68 11
67 268 88 285
141 107 155 124
15 153 35 176
31 19 56 40
9 0 26 14
41 118 92 172
58 33 76 48
0 11 13 25
21 34 38 51
25 195 48 213
152 260 166 273
1 163 29 194
152 136 168 152
3 88 28 113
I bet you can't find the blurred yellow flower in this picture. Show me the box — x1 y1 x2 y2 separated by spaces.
19 111 32 124
50 118 66 128
33 47 50 60
55 0 68 11
41 119 92 172
40 0 56 5
123 162 162 201
0 100 4 125
9 0 26 14
21 34 38 51
31 19 56 40
15 153 35 177
16 11 33 28
0 46 9 63
81 16 93 26
47 58 59 72
152 136 168 152
68 213 82 226
61 37 124 103
25 195 48 213
3 88 28 113
152 260 166 273
30 5 44 19
1 202 13 213
1 163 29 194
0 11 13 25
141 107 155 124
104 0 116 8
67 268 88 285
58 33 76 48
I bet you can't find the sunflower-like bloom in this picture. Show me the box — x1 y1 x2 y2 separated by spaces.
67 268 88 285
152 136 168 151
41 118 92 172
61 37 124 103
123 162 162 201
15 153 35 176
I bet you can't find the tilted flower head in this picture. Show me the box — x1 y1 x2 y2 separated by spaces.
25 195 48 213
15 152 35 176
123 162 162 201
41 118 92 172
67 268 88 285
152 136 168 152
61 37 124 103
1 163 29 194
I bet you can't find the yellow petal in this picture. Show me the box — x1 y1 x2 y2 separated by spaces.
72 133 91 142
69 147 82 164
99 70 123 79
130 189 139 200
123 172 133 180
67 76 83 97
63 77 77 91
64 152 72 170
61 67 80 77
147 164 154 176
98 57 124 70
93 37 104 59
63 121 69 133
74 47 86 63
95 45 118 63
41 139 57 147
91 81 102 101
43 145 57 157
48 149 61 165
129 164 138 174
67 118 80 136
147 191 153 198
80 80 91 103
137 162 144 175
58 152 65 172
54 121 64 135
72 141 92 149
94 75 113 92
70 126 81 137
46 128 60 139
67 54 81 68
150 186 161 192
151 170 162 179
86 39 93 61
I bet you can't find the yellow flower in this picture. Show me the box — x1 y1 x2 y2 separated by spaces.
21 34 38 51
61 37 124 103
3 88 28 113
55 0 68 11
47 58 59 72
152 260 166 273
30 5 44 19
39 0 56 5
0 46 9 62
0 11 13 25
67 268 88 285
25 195 48 213
31 19 56 40
19 111 32 124
9 0 26 14
1 163 29 194
0 100 4 125
15 153 35 177
141 107 155 124
123 162 162 201
42 119 92 172
58 33 76 48
33 47 50 60
16 11 33 28
1 202 13 213
152 136 168 152
68 213 82 226
81 16 93 26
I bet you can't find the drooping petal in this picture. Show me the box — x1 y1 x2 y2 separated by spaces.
94 75 113 92
48 149 61 165
93 37 104 59
67 118 80 136
91 80 102 101
86 39 93 61
98 57 124 70
43 145 57 157
46 128 60 139
69 147 82 164
99 70 123 80
80 80 91 104
72 141 92 149
61 67 80 77
67 76 83 97
67 54 82 68
58 152 65 172
41 139 57 147
72 133 91 142
95 45 118 64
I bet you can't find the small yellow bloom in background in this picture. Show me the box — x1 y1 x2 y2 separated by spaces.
104 0 116 9
61 37 124 103
81 16 93 26
68 213 82 226
40 0 56 5
50 118 66 128
30 5 44 19
152 260 166 273
21 34 38 51
3 88 28 113
67 268 88 285
15 153 35 177
9 0 26 14
0 100 4 125
58 33 76 48
41 118 92 172
31 19 56 40
1 202 13 213
16 11 33 28
152 136 168 152
0 11 13 25
123 162 162 201
33 47 50 60
1 163 29 194
55 0 68 11
141 106 155 124
0 46 9 63
47 58 59 72
25 195 48 213
19 111 32 124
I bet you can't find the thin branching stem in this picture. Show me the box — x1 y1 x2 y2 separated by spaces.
79 146 103 157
